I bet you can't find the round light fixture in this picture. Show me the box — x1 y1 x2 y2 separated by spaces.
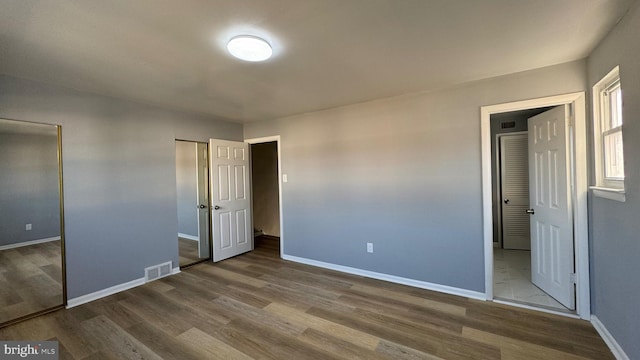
227 35 273 62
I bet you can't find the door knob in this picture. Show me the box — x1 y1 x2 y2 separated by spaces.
525 209 535 214
214 205 221 210
503 198 510 204
198 204 207 209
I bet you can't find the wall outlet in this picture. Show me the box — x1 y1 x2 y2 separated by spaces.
25 223 32 231
366 242 373 253
283 174 288 183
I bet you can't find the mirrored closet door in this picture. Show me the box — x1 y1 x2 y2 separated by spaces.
0 118 66 327
176 140 211 267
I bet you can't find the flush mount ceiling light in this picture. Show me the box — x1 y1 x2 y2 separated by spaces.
227 35 273 62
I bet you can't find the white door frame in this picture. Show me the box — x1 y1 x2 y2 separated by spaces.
481 92 590 319
245 136 284 258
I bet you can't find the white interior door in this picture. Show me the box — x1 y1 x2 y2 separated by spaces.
196 143 210 259
528 106 575 309
210 139 253 262
500 134 531 250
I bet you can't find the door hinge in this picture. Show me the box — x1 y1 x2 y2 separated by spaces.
570 273 577 284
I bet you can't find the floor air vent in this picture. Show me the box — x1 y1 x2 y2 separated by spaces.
144 261 172 282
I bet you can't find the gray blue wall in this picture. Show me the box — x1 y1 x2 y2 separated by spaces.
244 60 586 292
0 130 60 246
175 141 198 238
587 1 640 358
0 75 242 299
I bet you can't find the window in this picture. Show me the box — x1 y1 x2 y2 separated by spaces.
592 66 625 199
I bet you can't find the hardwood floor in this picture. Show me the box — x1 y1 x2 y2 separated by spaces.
0 236 613 359
0 240 64 324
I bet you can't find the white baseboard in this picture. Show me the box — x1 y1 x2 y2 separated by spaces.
67 277 145 308
282 254 485 301
591 315 630 360
0 236 61 251
178 233 199 241
67 265 181 309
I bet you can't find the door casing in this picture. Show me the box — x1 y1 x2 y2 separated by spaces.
481 92 589 319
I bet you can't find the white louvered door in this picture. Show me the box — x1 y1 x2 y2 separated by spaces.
210 139 253 262
500 134 531 250
528 106 575 310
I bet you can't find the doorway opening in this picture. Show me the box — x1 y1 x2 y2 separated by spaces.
175 140 211 268
481 93 590 319
491 107 570 312
246 136 283 257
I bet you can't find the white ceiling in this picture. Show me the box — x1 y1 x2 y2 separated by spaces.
0 0 634 123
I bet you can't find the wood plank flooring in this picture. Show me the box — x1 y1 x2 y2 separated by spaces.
0 240 64 324
0 236 613 359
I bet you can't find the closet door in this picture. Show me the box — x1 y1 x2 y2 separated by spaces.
500 133 530 250
0 118 65 326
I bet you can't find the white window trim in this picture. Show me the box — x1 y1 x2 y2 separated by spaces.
590 186 626 202
591 66 625 201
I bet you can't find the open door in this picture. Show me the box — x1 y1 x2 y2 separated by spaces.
528 105 575 310
210 139 253 262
